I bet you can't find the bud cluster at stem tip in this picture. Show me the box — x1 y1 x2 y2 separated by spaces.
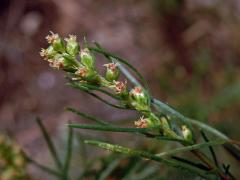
129 87 150 111
40 32 190 140
103 63 120 82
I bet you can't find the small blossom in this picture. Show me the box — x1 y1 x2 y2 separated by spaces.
103 63 120 81
39 48 48 60
80 48 90 57
129 87 146 101
80 48 95 68
65 35 80 56
130 87 143 95
39 46 56 61
114 80 127 93
75 67 88 77
103 63 118 71
46 31 59 44
129 86 149 111
45 31 65 52
49 60 64 69
134 116 148 128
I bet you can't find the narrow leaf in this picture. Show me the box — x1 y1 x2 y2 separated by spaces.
24 154 61 177
36 117 62 170
69 123 186 143
68 83 130 110
85 140 214 179
156 140 226 157
66 107 112 126
200 131 219 168
63 126 74 179
69 82 121 100
99 157 121 180
68 123 151 134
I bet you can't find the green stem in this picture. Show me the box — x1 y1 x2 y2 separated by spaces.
68 123 187 143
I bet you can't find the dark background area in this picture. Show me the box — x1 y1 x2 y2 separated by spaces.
0 0 240 178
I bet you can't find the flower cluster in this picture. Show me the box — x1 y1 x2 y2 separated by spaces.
40 32 192 141
0 135 28 180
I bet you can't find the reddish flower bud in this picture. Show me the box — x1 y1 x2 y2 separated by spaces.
103 63 120 82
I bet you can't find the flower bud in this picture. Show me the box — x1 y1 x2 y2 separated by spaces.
65 35 80 56
103 63 120 82
181 125 193 141
112 80 127 94
49 54 64 69
45 32 65 52
80 48 95 68
39 46 56 61
129 87 149 111
75 67 98 82
134 116 149 128
62 53 80 68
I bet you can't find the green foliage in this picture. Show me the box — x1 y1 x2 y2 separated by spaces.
37 33 240 179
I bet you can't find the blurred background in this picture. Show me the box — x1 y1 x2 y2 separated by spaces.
0 0 240 178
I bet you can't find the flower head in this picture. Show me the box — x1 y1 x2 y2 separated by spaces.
65 35 80 56
134 116 148 128
75 67 98 82
46 31 59 44
113 80 127 94
39 48 48 60
129 86 149 111
75 67 88 78
45 31 65 52
49 60 64 69
80 48 95 68
39 46 56 61
103 63 118 71
103 63 120 81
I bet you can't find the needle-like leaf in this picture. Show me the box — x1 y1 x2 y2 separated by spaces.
36 117 62 170
66 107 112 126
63 126 74 179
85 140 215 179
156 140 226 157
